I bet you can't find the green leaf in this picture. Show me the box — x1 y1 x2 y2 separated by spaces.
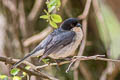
44 9 49 15
49 20 58 28
51 14 62 23
22 72 27 77
0 75 8 80
40 15 49 19
47 0 61 12
25 66 31 70
13 76 21 80
56 0 61 9
10 68 20 76
48 6 56 13
42 59 50 64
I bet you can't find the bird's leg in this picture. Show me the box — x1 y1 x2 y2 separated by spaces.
53 59 61 70
38 54 49 63
64 57 72 61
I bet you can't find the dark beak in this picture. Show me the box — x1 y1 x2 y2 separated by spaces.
76 23 82 28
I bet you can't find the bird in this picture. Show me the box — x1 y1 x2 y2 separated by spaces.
13 18 83 68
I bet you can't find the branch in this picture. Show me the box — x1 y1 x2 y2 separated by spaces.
36 61 70 69
78 0 92 19
2 0 18 16
73 55 120 62
66 55 120 72
73 69 78 80
73 0 92 70
23 27 53 47
18 0 27 38
27 0 45 22
79 62 93 80
0 57 58 80
1 55 120 78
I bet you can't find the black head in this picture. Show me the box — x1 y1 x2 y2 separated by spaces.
60 18 81 30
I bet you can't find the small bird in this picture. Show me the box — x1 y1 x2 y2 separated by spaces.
13 18 83 68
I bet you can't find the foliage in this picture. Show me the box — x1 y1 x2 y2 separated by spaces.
42 58 50 64
40 0 62 28
12 76 21 80
0 75 8 80
9 66 31 80
10 68 20 76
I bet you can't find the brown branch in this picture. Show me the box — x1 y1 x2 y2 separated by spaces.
23 27 53 47
78 0 92 19
18 0 27 38
66 55 120 72
73 0 92 70
36 61 70 69
73 69 79 80
79 62 93 80
100 62 120 80
2 0 25 59
73 55 120 62
0 12 10 75
73 18 87 69
2 0 18 16
27 0 45 22
107 63 119 80
72 1 92 78
0 57 58 80
0 55 120 78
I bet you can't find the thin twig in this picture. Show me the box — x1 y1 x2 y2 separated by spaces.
73 0 92 70
36 61 70 69
66 59 76 73
66 55 120 72
78 0 92 19
74 55 120 62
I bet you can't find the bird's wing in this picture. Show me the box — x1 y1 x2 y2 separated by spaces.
13 30 75 68
12 33 53 68
39 31 75 62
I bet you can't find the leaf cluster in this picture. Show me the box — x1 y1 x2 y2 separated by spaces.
40 0 62 28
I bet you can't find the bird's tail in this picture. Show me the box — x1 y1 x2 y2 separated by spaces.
12 47 43 68
12 51 35 68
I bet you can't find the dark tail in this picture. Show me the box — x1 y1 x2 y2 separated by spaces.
12 52 33 68
12 47 42 68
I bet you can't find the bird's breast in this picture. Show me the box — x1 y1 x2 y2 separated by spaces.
49 27 83 59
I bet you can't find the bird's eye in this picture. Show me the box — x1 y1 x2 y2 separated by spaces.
72 22 77 26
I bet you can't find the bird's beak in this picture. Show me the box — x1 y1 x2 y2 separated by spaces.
76 23 82 28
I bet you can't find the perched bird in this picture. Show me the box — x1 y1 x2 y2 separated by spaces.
13 18 83 68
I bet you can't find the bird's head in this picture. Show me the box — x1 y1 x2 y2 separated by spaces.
60 18 82 30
